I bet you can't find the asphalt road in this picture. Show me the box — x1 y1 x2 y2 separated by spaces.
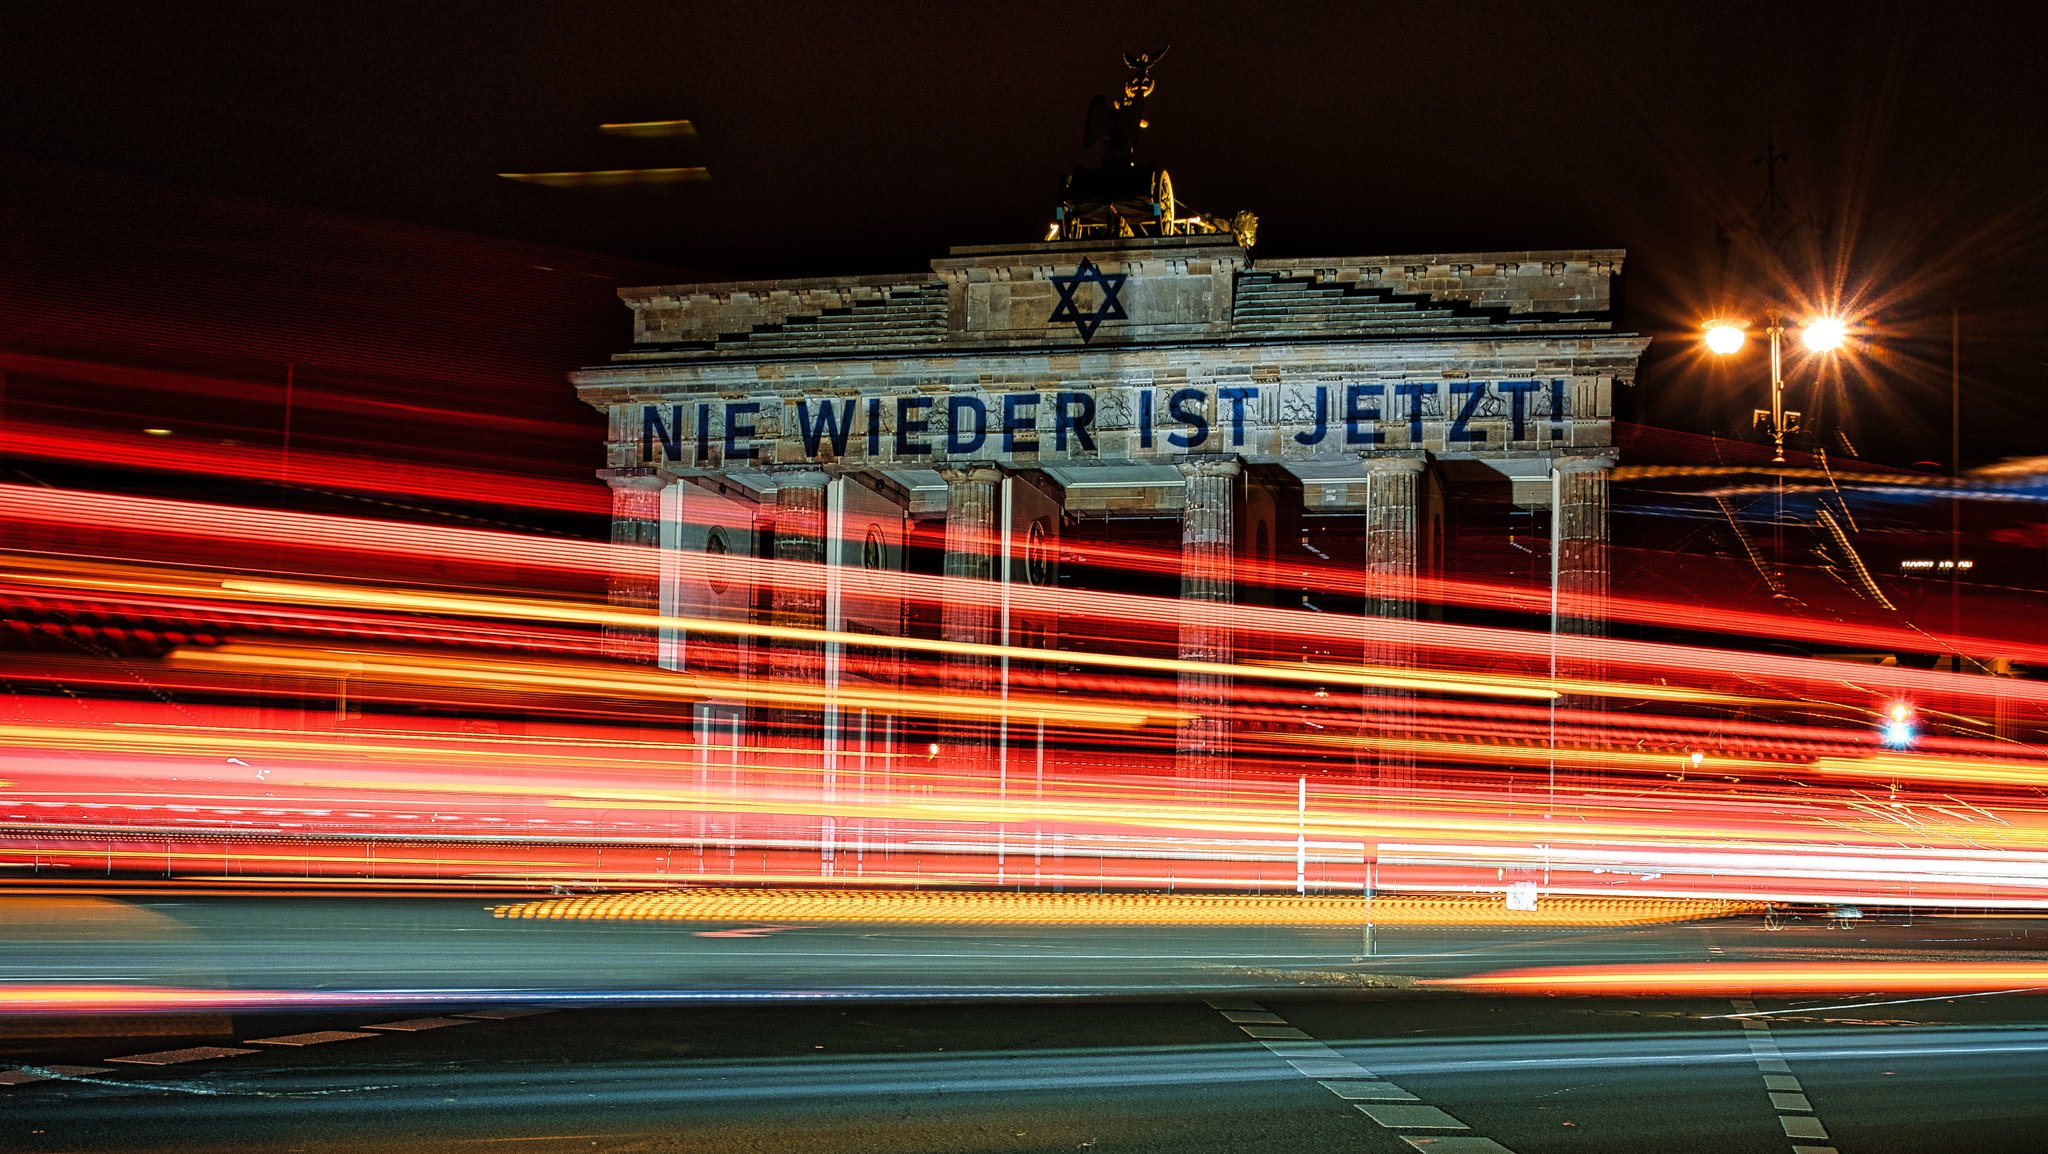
9 986 2048 1153
8 908 2048 1152
6 896 2031 1001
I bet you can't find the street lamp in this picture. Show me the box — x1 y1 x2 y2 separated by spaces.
1702 311 1849 463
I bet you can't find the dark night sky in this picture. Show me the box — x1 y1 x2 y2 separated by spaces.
5 2 2045 465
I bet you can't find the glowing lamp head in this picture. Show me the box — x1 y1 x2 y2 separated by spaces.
1802 316 1848 352
1881 703 1917 749
1703 322 1747 356
1689 751 1705 768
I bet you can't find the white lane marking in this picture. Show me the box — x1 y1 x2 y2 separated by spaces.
1288 1059 1374 1079
455 1007 555 1020
364 1017 475 1032
1238 1025 1312 1040
107 1046 259 1066
0 1069 53 1086
1399 1138 1517 1153
1320 1079 1418 1101
247 1030 379 1046
1713 988 2044 1020
1259 1040 1342 1058
1780 1115 1830 1140
1357 1104 1469 1129
1205 998 1268 1012
1731 997 1842 1154
1203 1000 1521 1153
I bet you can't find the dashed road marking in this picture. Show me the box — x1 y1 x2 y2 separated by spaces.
1397 1138 1517 1153
1201 999 1516 1151
364 1016 476 1032
106 1046 258 1066
1259 1040 1342 1058
7 1005 558 1095
1357 1104 1469 1129
247 1030 379 1046
1780 1115 1830 1140
1321 1079 1418 1101
1731 997 1839 1154
1288 1058 1374 1079
1238 1024 1311 1040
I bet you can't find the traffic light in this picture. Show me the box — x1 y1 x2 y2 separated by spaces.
1881 703 1916 749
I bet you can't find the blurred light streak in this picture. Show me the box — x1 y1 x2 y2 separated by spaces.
213 578 1560 700
1430 963 2048 996
497 167 709 187
165 643 1171 728
1812 753 2048 790
490 888 1756 927
0 986 396 1014
0 420 609 515
7 480 2046 713
597 119 697 138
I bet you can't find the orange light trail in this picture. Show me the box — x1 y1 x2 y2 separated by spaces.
1430 963 2048 997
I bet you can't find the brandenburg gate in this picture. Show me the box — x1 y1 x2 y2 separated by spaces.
572 59 1648 784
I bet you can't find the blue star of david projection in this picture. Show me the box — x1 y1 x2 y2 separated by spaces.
1047 258 1128 341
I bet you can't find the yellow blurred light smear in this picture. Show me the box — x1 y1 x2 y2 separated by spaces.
597 119 697 137
0 896 190 940
215 579 1558 701
0 719 730 771
20 721 2041 857
167 643 1173 728
1428 961 2048 995
1280 730 1803 777
1813 754 2048 789
496 167 708 187
1271 660 1753 705
492 888 1759 928
0 846 577 870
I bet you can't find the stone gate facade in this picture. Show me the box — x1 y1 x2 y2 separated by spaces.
573 234 1648 778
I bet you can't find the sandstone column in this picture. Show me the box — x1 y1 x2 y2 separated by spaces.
1550 454 1615 759
766 469 831 745
1363 454 1424 622
1175 458 1239 782
1550 453 1615 638
1361 453 1425 787
598 467 666 663
938 465 1003 778
940 466 1003 649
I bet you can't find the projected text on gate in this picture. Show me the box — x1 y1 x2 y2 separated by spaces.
638 380 1573 467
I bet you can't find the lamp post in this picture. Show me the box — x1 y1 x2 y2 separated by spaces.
1703 311 1847 463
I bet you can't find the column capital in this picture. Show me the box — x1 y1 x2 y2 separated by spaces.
1174 457 1242 479
937 464 1005 486
763 465 833 489
597 467 666 492
1551 451 1619 475
1360 451 1428 474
